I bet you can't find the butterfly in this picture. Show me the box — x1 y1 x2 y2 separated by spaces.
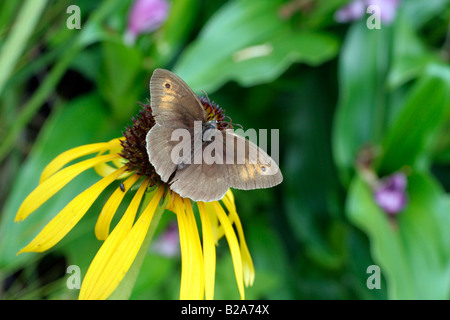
146 69 283 202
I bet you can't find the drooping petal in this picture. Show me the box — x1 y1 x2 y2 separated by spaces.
94 144 129 179
183 198 205 299
204 201 222 245
93 185 163 298
18 166 127 254
16 153 121 222
95 174 141 240
174 196 205 300
79 178 151 300
197 202 216 300
209 201 245 300
175 197 190 300
81 185 165 300
208 189 236 243
221 193 255 287
39 140 122 183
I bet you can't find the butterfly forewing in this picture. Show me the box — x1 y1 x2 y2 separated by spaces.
146 124 180 182
147 69 206 182
149 68 207 128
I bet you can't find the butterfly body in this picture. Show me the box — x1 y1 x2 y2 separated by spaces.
146 69 282 202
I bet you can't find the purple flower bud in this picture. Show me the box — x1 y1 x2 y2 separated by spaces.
152 222 179 257
335 0 400 24
366 0 400 24
387 172 407 190
334 0 366 23
124 0 170 45
374 172 407 215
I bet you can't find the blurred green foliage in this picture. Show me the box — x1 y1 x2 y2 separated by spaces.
0 0 449 300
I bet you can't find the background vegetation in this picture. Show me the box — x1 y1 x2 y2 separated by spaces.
0 0 449 299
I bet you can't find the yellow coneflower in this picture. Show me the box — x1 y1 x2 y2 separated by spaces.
15 101 255 300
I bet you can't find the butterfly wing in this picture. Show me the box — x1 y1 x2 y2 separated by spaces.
223 130 283 190
149 68 207 127
146 124 181 182
167 129 282 202
146 68 283 201
169 162 229 202
147 69 205 182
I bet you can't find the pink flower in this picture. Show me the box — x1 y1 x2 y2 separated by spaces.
152 222 179 257
374 172 407 215
124 0 170 45
335 0 400 25
334 0 366 23
367 0 400 24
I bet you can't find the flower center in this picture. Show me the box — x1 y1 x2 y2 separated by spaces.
198 96 231 130
120 102 161 183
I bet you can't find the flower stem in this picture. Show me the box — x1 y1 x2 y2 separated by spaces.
0 0 47 98
0 0 125 162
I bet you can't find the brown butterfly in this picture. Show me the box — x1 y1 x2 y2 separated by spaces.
146 69 282 202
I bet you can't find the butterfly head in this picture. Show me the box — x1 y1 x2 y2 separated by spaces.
204 119 218 130
198 95 243 131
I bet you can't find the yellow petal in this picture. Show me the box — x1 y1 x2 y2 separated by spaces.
224 189 235 203
222 194 255 287
95 174 141 240
94 156 129 178
174 196 205 300
16 153 121 222
209 201 245 300
197 202 216 300
202 201 222 244
165 192 177 213
18 166 127 254
80 185 164 300
175 196 191 300
184 198 205 300
79 178 151 299
39 140 122 183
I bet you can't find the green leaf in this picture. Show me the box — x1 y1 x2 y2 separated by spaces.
0 0 126 162
0 94 117 271
332 21 391 185
402 0 450 29
0 0 48 98
387 10 438 89
152 0 200 66
174 0 338 93
347 172 450 299
97 41 146 121
283 70 344 270
378 63 450 173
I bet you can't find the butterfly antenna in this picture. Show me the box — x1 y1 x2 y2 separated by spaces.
201 89 211 105
222 115 243 129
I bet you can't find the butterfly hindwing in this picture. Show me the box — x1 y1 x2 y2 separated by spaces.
222 130 283 190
